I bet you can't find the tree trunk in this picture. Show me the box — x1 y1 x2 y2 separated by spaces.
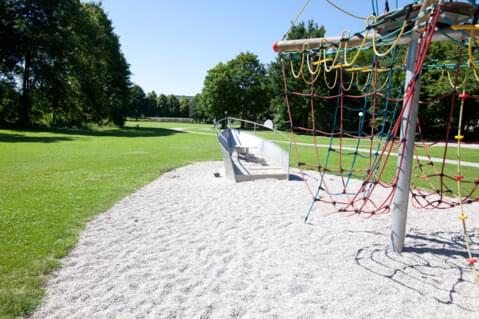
19 50 32 127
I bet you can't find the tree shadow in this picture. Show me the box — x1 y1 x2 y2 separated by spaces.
42 126 183 138
354 228 479 311
0 126 183 143
0 133 75 143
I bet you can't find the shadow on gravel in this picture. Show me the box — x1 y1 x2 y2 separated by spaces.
355 229 479 311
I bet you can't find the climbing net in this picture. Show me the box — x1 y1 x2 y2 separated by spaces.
277 1 478 273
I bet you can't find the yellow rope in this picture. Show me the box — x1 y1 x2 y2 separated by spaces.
373 71 391 91
371 18 408 57
345 66 370 72
306 50 322 75
323 68 338 89
455 30 478 284
342 71 355 91
446 70 466 89
290 43 309 79
303 54 322 85
313 57 332 65
473 66 479 82
323 40 342 72
438 69 445 83
356 71 372 92
343 16 373 67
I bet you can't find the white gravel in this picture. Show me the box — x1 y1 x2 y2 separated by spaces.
32 161 479 319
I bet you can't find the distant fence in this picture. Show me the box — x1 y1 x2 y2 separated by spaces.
147 117 195 123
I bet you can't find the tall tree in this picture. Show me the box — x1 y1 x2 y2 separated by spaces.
229 52 269 121
202 62 235 120
72 2 130 127
189 93 206 122
167 95 180 117
201 52 269 122
146 91 159 116
9 0 83 127
178 97 190 117
157 94 168 116
127 84 146 120
0 0 131 127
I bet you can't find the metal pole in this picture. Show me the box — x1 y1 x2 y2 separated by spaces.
390 0 435 253
390 38 420 253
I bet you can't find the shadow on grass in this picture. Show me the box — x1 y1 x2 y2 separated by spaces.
0 126 183 143
0 133 75 143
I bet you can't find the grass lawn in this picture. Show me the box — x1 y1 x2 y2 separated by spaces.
182 125 479 163
0 121 220 318
0 120 478 318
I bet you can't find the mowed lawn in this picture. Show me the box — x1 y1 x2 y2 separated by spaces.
0 121 220 318
1 120 478 318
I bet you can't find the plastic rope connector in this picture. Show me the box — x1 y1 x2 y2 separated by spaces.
467 258 477 266
458 92 470 100
454 135 464 141
459 214 468 221
455 175 464 181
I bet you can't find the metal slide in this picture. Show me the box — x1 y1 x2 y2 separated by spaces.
215 117 291 182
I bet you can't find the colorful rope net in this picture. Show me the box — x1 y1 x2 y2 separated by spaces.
277 2 478 273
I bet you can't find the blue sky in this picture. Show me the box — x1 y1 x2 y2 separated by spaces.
100 0 411 96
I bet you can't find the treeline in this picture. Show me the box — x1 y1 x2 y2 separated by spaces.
2 3 478 138
127 85 192 119
0 0 130 127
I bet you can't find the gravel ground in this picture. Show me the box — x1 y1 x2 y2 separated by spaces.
32 161 479 319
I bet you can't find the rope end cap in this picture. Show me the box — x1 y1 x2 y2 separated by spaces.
272 41 280 53
467 258 477 266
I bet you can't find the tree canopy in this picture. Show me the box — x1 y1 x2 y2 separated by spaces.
202 52 269 122
0 0 130 127
2 7 478 138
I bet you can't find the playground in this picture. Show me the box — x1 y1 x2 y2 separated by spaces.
31 161 479 318
1 0 479 318
0 120 476 318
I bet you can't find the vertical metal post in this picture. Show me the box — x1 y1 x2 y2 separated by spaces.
390 37 420 253
390 0 434 253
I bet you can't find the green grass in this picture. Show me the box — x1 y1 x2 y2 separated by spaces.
0 120 478 318
0 121 220 318
182 125 479 163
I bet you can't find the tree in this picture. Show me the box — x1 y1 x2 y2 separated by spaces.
419 41 479 139
72 2 130 127
157 94 168 116
201 52 269 123
127 84 146 120
0 1 131 127
229 52 269 122
189 93 207 122
178 97 190 117
268 20 327 129
202 62 235 120
8 0 84 127
146 91 159 116
167 95 180 117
